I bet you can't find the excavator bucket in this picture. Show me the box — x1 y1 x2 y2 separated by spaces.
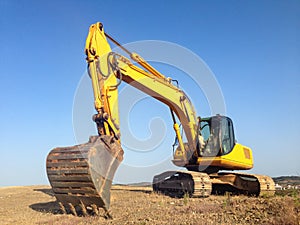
46 135 123 215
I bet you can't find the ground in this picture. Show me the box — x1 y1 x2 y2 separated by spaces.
0 185 299 225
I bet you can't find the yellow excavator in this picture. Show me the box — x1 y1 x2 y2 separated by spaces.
46 22 275 217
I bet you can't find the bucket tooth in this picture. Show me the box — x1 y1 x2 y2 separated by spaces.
80 201 88 216
59 202 67 214
91 204 99 215
104 209 113 219
68 203 77 216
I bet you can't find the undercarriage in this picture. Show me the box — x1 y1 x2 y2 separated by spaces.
152 171 275 197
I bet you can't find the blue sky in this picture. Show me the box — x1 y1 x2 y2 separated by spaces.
0 0 299 186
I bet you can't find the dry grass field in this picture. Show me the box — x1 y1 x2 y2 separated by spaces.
0 185 299 225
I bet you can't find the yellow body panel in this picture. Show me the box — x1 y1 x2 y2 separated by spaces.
197 143 253 170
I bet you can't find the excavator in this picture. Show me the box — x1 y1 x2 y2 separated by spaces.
46 22 275 217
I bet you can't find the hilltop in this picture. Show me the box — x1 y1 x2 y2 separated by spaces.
273 176 300 186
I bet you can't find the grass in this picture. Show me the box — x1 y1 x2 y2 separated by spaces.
223 192 231 208
0 185 299 225
276 188 299 197
183 192 189 205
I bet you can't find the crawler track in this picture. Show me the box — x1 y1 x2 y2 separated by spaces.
152 171 212 197
153 171 275 198
210 172 275 196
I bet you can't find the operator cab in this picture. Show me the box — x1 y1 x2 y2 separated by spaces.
199 115 235 157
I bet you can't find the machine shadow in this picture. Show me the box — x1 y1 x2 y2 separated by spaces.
128 189 153 194
29 188 61 214
29 201 62 214
33 188 55 197
111 186 153 195
127 188 185 198
29 188 108 218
